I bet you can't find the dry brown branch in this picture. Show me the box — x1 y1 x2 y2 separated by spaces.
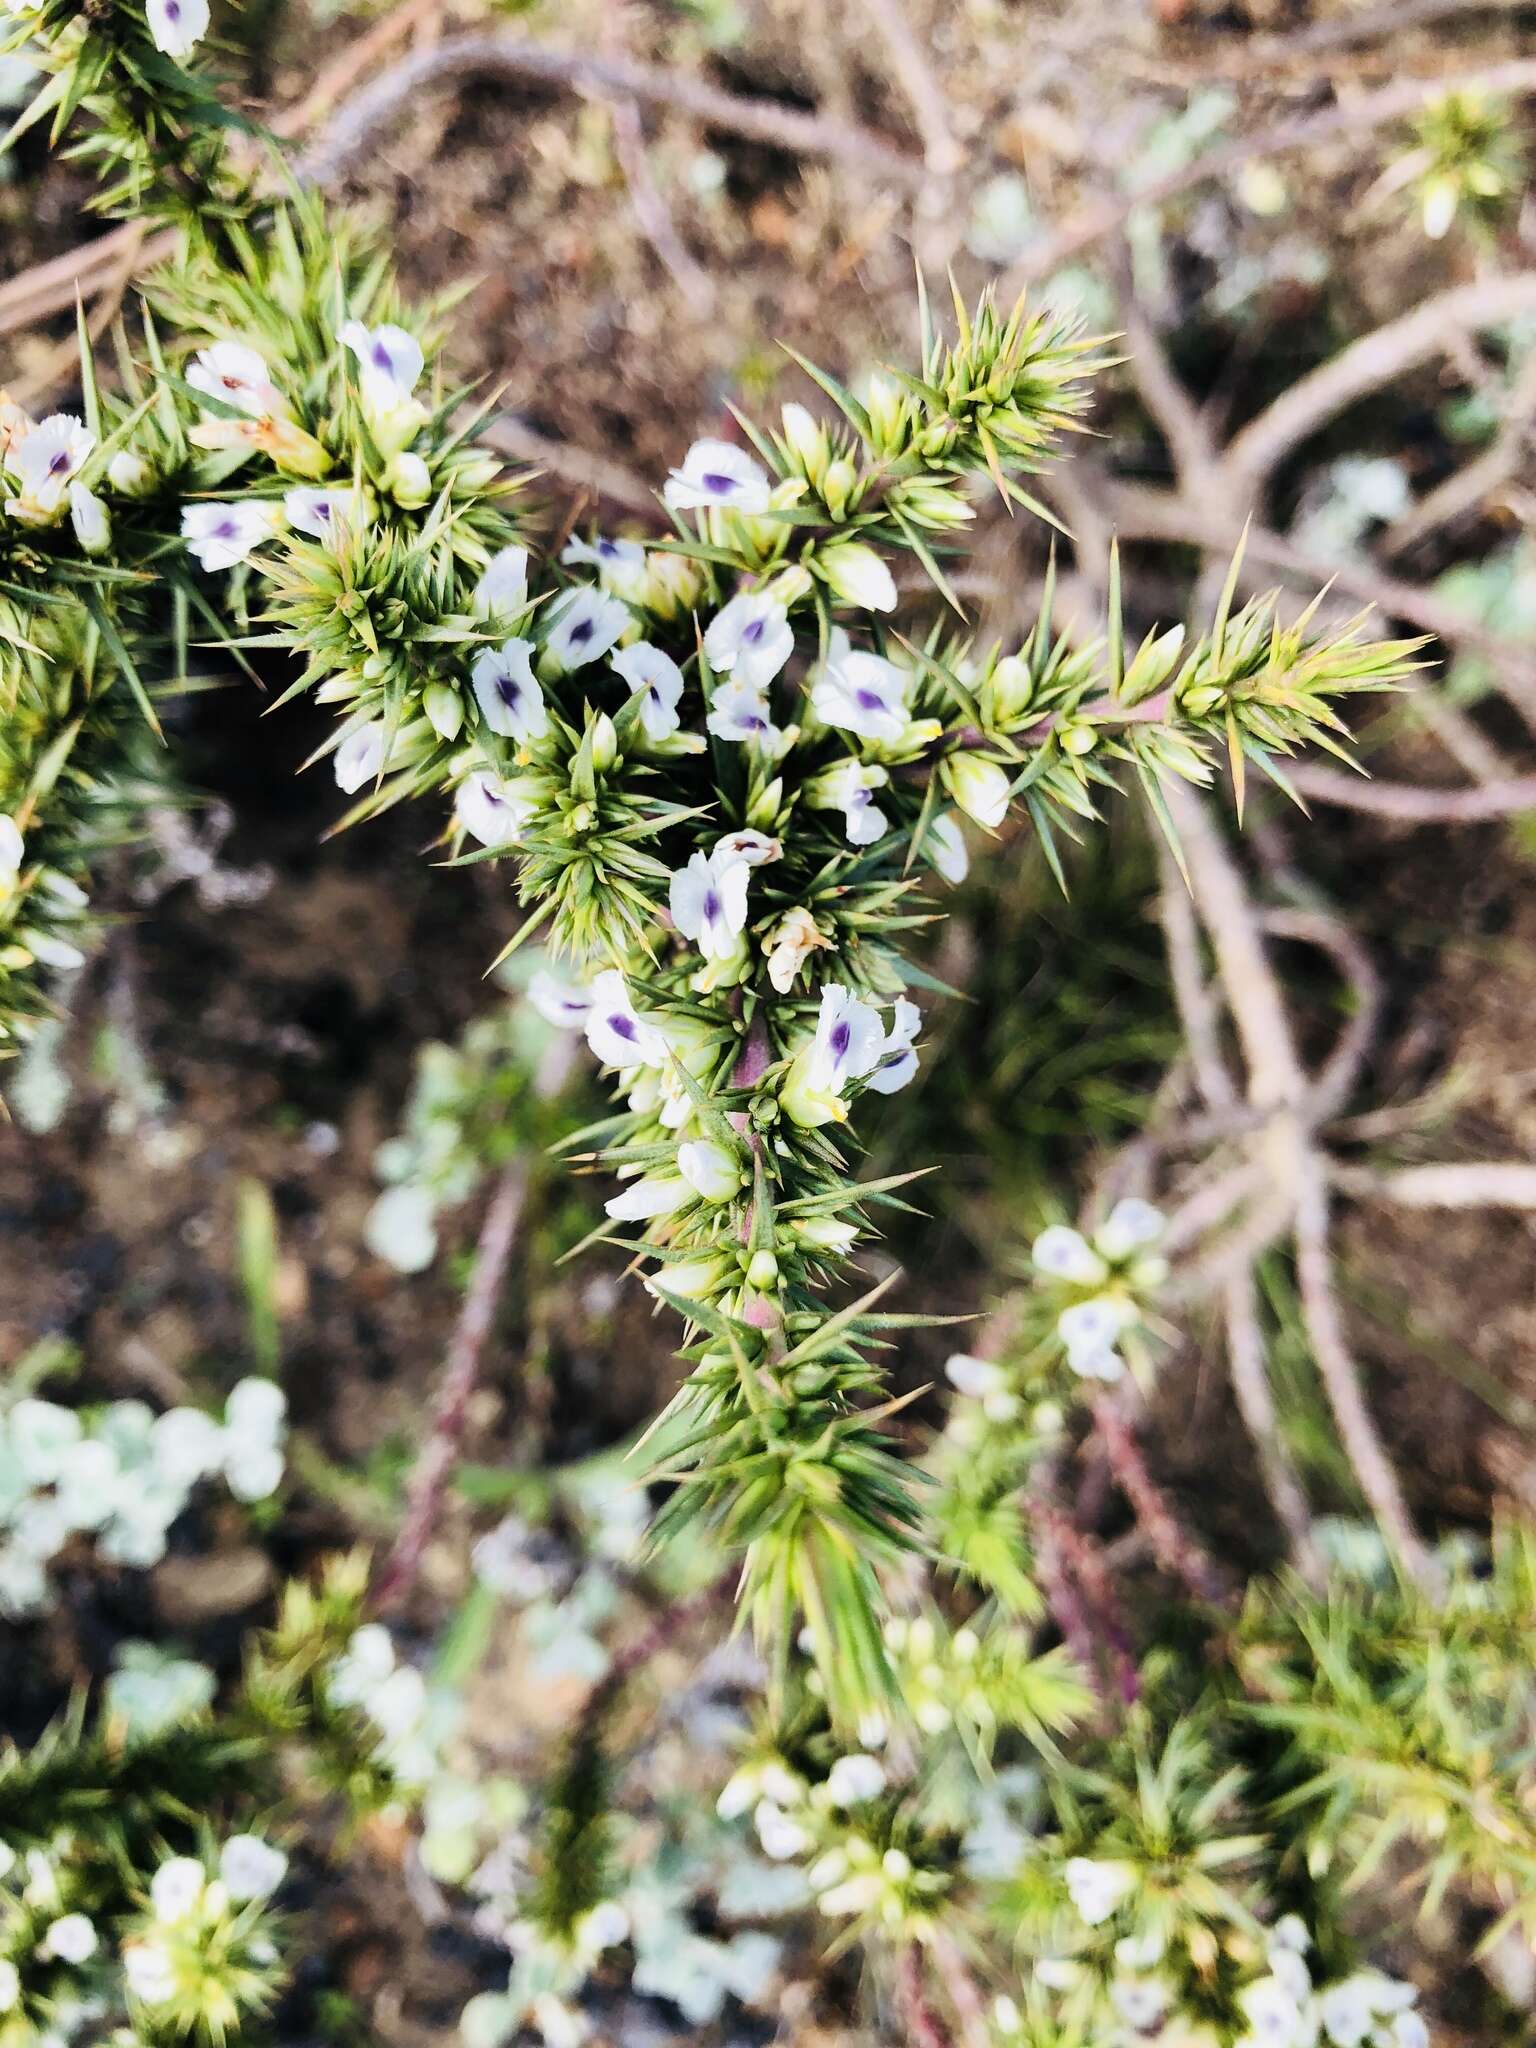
1382 344 1536 560
1293 1159 1440 1590
1332 1160 1536 1208
293 32 926 191
856 0 964 177
896 1945 956 2048
479 415 656 513
1090 1395 1233 1604
1286 762 1536 821
1003 61 1536 293
1258 907 1381 1118
605 95 717 314
1223 1271 1324 1585
1226 274 1536 493
370 1154 530 1613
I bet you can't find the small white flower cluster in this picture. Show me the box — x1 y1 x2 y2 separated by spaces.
0 1378 286 1617
714 1746 938 1932
121 1838 287 2010
1236 1921 1428 2048
181 324 429 588
0 808 91 975
1030 1198 1168 1383
325 1623 457 1790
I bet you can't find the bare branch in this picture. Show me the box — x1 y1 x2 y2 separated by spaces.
1332 1160 1536 1209
1223 1271 1324 1587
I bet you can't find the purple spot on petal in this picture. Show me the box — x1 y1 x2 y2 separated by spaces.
702 473 736 496
742 618 765 644
829 1020 851 1059
496 674 522 708
855 688 885 711
370 342 393 369
610 1014 637 1041
569 619 594 645
703 890 722 923
214 518 237 539
47 450 71 476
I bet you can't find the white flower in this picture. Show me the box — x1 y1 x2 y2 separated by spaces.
225 1376 286 1441
824 1754 886 1806
562 532 647 596
0 1960 18 2013
704 593 793 689
386 451 432 506
945 1353 1006 1397
1318 1977 1399 2048
677 1139 739 1202
1096 1197 1165 1262
1269 1950 1313 2004
328 1623 396 1708
527 968 591 1029
470 639 547 743
1390 2016 1428 2048
339 319 423 401
817 1873 884 1916
706 678 780 745
807 983 886 1094
284 485 367 542
474 545 529 619
68 482 110 554
664 437 771 515
186 342 281 419
810 757 889 846
455 771 536 848
1062 1856 1136 1926
149 1407 226 1487
753 1800 813 1861
225 1443 284 1503
365 1184 437 1274
611 642 685 741
865 996 920 1094
713 828 781 867
1238 1974 1311 2048
44 1913 97 1963
10 1399 83 1481
543 587 629 672
1111 1978 1169 2030
811 640 910 744
1032 1225 1109 1286
182 500 282 570
146 0 209 57
765 906 830 994
5 413 93 522
1269 1915 1312 1956
123 1939 179 2004
333 722 387 794
926 812 969 884
219 1835 288 1902
150 1857 206 1924
583 969 666 1069
1057 1296 1132 1381
605 1173 690 1222
669 849 750 961
0 815 23 880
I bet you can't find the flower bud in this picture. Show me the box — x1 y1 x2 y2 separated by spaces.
794 1215 858 1252
746 777 785 828
760 564 814 611
590 712 619 773
780 402 828 483
985 654 1034 727
67 483 110 555
862 372 908 453
745 1247 780 1291
819 457 857 521
940 753 1011 830
677 1139 740 1203
893 477 973 530
645 1254 731 1303
107 449 153 496
1059 722 1097 756
1180 683 1224 717
640 550 704 619
386 451 433 507
423 683 464 742
817 541 896 613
